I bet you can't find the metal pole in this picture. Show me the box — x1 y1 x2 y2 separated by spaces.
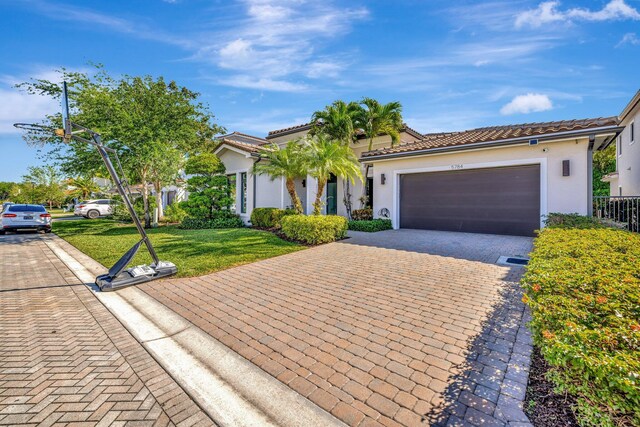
92 133 160 265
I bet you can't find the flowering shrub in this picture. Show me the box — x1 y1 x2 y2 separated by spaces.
522 228 640 426
351 208 373 221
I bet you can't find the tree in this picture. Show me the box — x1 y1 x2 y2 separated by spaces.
355 98 403 205
310 100 362 218
254 140 308 214
68 176 100 200
593 144 616 196
0 182 16 201
182 153 233 219
305 134 363 215
21 165 66 208
16 65 224 227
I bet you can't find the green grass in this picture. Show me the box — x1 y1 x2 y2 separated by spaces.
53 219 304 277
48 208 74 218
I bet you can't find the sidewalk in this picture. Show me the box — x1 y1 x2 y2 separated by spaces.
0 234 214 427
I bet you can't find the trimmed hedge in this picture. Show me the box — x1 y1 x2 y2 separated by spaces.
280 215 347 244
348 219 392 232
250 207 296 229
351 208 373 221
544 212 604 229
179 211 244 229
522 228 640 426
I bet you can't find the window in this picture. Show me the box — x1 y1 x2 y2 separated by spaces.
618 136 622 156
8 205 45 212
240 172 247 214
631 121 635 144
227 174 237 212
366 177 374 208
619 186 623 196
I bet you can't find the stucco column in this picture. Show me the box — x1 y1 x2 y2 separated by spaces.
305 175 318 215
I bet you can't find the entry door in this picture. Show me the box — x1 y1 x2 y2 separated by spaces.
399 165 541 236
326 174 337 215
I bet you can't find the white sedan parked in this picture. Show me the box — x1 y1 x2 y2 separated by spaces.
74 199 113 219
0 204 52 234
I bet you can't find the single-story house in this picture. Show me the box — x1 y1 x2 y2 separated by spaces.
215 118 623 237
602 90 639 196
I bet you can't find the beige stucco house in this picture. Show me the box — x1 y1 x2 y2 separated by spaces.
215 117 622 237
602 90 640 196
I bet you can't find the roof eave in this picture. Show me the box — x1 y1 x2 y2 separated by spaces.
361 125 625 162
619 90 640 122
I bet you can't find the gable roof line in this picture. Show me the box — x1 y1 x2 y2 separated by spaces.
620 89 640 122
266 122 423 140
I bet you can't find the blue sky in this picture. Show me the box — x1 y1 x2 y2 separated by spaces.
1 0 639 181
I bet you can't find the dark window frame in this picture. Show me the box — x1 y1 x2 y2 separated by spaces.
240 172 247 214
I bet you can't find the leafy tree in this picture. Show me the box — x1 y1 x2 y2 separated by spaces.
305 134 363 215
310 100 362 217
355 98 403 204
182 153 234 219
0 182 16 201
68 176 100 200
16 64 224 227
19 166 66 208
254 140 308 214
593 144 616 196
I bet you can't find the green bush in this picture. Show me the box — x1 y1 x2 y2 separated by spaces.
111 196 157 223
544 213 603 229
348 219 392 232
250 207 296 229
522 228 640 426
280 215 347 244
351 208 373 221
163 203 187 223
179 211 244 229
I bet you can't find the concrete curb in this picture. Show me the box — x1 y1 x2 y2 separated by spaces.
42 234 346 427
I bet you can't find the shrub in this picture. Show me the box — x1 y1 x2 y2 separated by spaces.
162 203 187 223
348 219 393 232
180 211 244 229
522 228 640 426
351 208 373 221
112 196 157 223
280 215 347 244
251 207 296 229
543 213 603 229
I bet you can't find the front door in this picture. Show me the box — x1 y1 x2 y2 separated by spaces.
326 174 338 215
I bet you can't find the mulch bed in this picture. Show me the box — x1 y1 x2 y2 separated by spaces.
525 347 580 427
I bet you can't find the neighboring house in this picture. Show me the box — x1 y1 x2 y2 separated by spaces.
602 90 640 196
217 118 623 237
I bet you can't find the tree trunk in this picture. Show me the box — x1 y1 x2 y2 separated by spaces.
154 180 164 222
342 180 353 219
141 174 151 228
285 178 303 214
313 178 327 215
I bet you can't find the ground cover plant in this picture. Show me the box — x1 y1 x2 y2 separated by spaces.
522 227 640 426
53 219 302 277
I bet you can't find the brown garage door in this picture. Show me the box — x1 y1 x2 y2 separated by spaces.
399 165 540 236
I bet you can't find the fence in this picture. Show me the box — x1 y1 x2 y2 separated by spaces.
593 196 640 233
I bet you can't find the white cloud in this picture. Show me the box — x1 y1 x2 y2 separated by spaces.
500 93 553 115
617 32 640 47
0 89 58 134
515 0 640 28
218 75 308 92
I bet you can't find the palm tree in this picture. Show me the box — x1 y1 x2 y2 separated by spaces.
254 140 307 214
305 134 363 215
68 176 100 200
310 100 362 218
355 98 403 204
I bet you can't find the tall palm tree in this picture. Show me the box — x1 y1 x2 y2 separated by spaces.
254 140 307 214
355 98 403 204
310 100 362 218
305 134 363 215
68 176 100 200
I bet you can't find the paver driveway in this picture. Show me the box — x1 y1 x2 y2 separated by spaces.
140 229 534 427
0 234 214 427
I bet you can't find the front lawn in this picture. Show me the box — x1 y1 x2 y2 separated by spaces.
53 219 303 277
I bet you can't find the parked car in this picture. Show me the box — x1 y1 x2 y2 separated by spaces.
74 199 113 219
1 202 14 213
0 204 51 234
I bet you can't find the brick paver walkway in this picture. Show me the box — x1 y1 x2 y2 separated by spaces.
0 234 214 427
140 229 534 427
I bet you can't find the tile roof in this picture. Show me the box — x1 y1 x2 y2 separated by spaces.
362 117 620 158
220 131 268 145
266 122 423 140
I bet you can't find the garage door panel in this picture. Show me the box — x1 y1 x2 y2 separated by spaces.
399 165 540 236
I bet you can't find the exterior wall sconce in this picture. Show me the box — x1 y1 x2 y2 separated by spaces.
562 160 570 176
381 174 386 185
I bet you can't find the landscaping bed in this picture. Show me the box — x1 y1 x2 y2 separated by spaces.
522 227 640 426
53 219 303 277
